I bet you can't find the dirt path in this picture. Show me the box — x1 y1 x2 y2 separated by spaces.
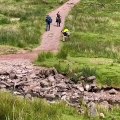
0 0 80 62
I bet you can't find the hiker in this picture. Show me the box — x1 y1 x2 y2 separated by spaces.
57 11 61 18
46 15 52 31
56 12 61 27
61 28 70 41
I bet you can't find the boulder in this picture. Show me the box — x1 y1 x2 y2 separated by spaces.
40 87 51 92
31 86 41 93
25 94 32 99
75 84 84 92
87 102 98 117
99 101 110 110
0 84 6 88
109 89 118 95
48 75 55 83
87 76 96 82
56 83 67 89
80 76 85 80
40 80 49 87
9 71 17 79
44 94 56 101
84 84 91 91
0 70 9 75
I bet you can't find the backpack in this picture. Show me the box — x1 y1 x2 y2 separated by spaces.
49 17 52 23
48 17 52 23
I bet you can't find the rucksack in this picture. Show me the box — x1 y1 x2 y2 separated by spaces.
47 16 52 23
49 17 52 23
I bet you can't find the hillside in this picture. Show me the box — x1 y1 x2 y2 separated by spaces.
0 0 120 120
37 0 120 87
0 0 66 53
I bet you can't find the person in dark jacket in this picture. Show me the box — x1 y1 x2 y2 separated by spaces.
57 11 60 18
46 15 52 31
56 12 61 27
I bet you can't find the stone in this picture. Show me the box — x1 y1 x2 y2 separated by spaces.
54 74 65 80
76 85 84 92
25 94 32 99
29 73 37 79
61 95 67 101
99 101 110 110
0 81 10 87
0 70 9 75
0 84 6 88
13 91 21 95
80 76 85 80
84 84 91 91
40 80 49 87
44 94 56 101
87 76 96 82
32 86 41 92
88 102 98 117
56 83 67 89
40 87 51 92
48 75 55 83
0 76 6 80
109 89 118 95
9 72 17 79
99 113 105 119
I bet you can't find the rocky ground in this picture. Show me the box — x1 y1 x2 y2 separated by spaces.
0 60 120 109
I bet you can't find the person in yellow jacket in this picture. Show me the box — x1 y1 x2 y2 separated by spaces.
61 28 70 41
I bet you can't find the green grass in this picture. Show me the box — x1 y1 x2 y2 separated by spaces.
0 92 119 120
64 0 120 58
0 91 79 120
0 0 67 50
36 54 120 87
36 0 120 87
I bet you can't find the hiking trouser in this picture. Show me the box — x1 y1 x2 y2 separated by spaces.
46 23 50 31
57 22 61 27
62 35 67 41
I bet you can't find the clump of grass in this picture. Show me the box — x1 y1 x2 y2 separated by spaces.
54 61 69 75
70 73 81 84
80 66 97 78
37 52 54 62
0 14 10 24
57 49 68 59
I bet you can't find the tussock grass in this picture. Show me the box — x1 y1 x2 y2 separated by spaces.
37 52 54 62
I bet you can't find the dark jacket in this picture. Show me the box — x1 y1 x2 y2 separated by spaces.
56 16 61 23
46 16 52 24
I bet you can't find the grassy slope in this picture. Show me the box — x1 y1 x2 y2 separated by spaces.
0 92 120 120
0 0 67 52
36 0 120 87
